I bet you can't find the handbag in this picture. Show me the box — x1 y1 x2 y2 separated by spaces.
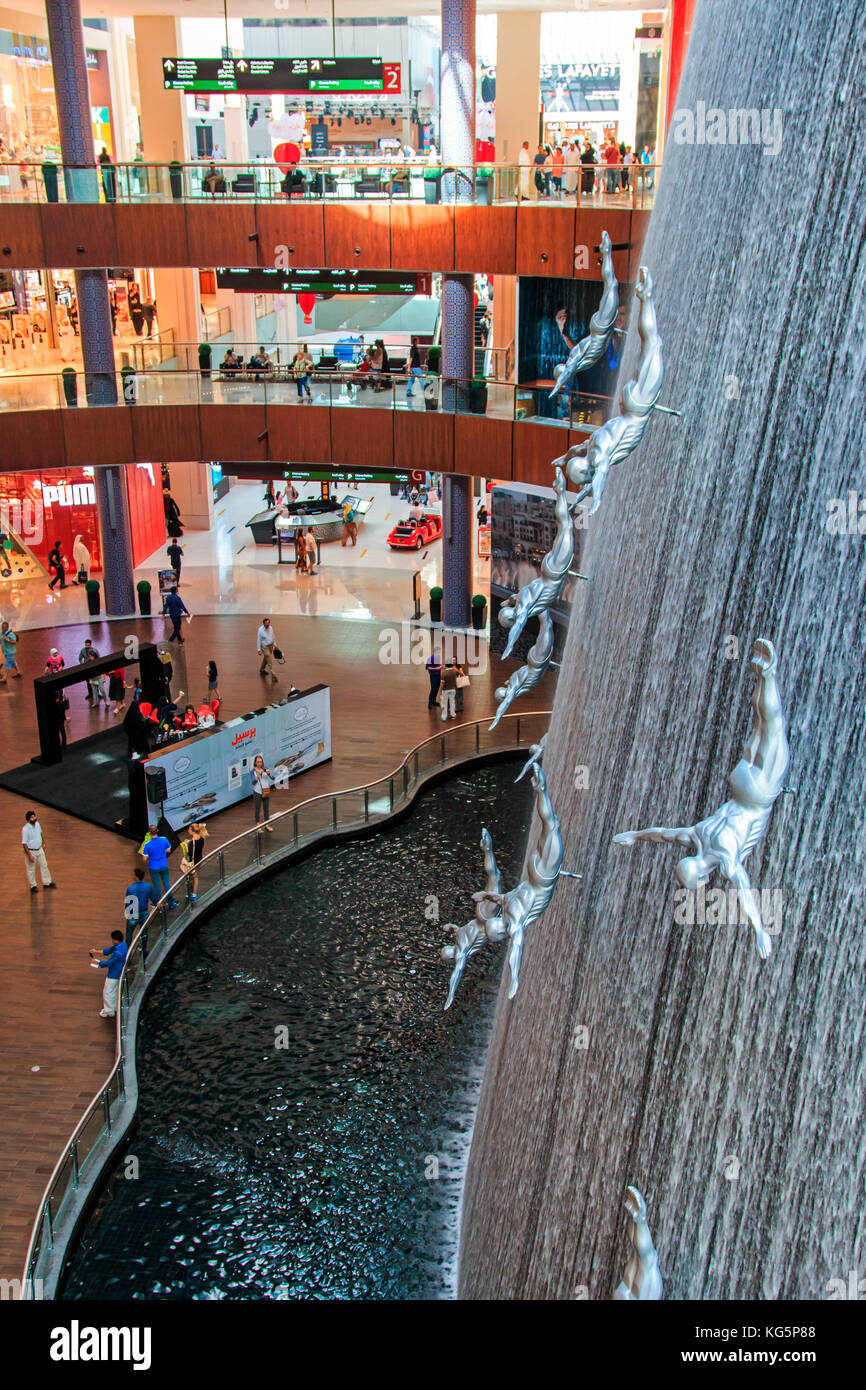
272 646 285 662
456 674 471 688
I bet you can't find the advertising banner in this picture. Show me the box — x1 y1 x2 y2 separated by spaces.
143 686 332 829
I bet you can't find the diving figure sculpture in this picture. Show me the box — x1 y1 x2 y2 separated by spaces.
613 1187 663 1301
489 612 554 729
471 760 564 999
550 230 619 399
441 829 506 1010
498 465 573 659
613 638 789 959
555 265 663 517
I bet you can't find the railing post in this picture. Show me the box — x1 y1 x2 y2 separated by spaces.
102 1090 112 1135
440 736 445 764
70 1140 80 1190
516 717 521 745
414 748 419 782
293 812 299 844
364 788 369 822
42 1199 53 1250
332 797 338 829
389 777 394 810
476 722 480 752
218 849 225 884
403 764 409 798
255 828 264 864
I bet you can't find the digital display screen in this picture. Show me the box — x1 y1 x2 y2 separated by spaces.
163 57 401 95
216 267 417 297
282 470 412 485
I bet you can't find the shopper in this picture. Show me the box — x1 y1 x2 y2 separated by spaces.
341 500 358 548
162 587 189 643
264 480 276 509
304 526 317 574
44 647 64 673
164 489 184 538
518 140 531 201
257 617 279 680
0 620 21 682
166 539 184 587
206 660 220 702
551 145 564 196
564 140 579 196
53 686 70 747
72 534 90 585
441 660 459 721
141 297 156 337
22 810 56 892
89 931 127 1018
426 649 442 709
108 666 128 715
580 139 596 196
98 147 116 202
295 528 307 573
78 639 99 701
604 138 621 194
47 540 65 591
406 336 423 398
140 824 178 908
89 650 108 707
250 755 275 830
533 144 546 196
292 346 313 400
124 867 156 943
181 822 209 901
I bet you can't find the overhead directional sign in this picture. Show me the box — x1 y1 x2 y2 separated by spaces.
216 267 418 296
163 56 402 95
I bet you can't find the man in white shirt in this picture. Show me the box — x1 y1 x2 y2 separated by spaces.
22 810 56 892
257 617 278 681
563 141 579 196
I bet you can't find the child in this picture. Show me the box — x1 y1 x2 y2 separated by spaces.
206 660 220 702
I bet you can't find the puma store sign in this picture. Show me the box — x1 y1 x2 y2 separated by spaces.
49 1320 152 1370
38 482 96 508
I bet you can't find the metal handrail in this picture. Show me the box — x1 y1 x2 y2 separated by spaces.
18 709 551 1297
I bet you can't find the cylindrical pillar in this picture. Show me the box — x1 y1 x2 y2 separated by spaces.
442 474 473 630
46 0 134 614
440 0 475 204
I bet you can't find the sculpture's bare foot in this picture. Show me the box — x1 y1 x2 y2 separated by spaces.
612 831 637 847
755 926 773 960
750 637 776 676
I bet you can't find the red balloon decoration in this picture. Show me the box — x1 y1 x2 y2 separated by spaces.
274 141 301 173
298 292 317 324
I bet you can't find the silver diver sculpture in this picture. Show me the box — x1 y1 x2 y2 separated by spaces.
613 1186 663 1301
550 229 619 399
498 465 573 659
441 829 505 1010
613 638 789 960
441 745 566 1005
555 264 663 517
489 611 554 730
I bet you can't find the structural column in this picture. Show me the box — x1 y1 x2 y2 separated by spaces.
439 0 476 628
46 0 135 615
494 12 541 167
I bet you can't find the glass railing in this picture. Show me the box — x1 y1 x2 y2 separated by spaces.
0 159 659 209
19 708 550 1299
0 365 610 429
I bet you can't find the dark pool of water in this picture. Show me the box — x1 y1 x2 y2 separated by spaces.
61 761 532 1301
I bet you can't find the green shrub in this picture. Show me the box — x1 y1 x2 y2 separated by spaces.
430 586 444 600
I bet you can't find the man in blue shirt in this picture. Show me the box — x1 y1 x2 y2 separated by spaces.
124 867 157 942
90 931 128 1018
161 587 189 643
140 825 178 908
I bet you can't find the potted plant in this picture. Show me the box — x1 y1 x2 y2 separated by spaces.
61 367 78 407
136 579 152 616
169 160 184 200
198 342 212 378
41 160 59 203
423 165 441 205
85 579 101 616
469 374 488 415
471 593 487 630
475 165 493 206
429 585 443 624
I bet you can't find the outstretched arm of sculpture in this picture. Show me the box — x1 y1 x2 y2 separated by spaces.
516 734 547 782
613 824 701 850
442 935 471 1011
743 638 787 783
730 862 773 960
480 827 502 899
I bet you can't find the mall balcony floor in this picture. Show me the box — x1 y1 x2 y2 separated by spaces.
0 482 490 634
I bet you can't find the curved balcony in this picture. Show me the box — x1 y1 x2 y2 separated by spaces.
0 160 652 276
20 709 550 1299
0 369 604 486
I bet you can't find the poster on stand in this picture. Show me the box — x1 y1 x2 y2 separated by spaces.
143 686 332 828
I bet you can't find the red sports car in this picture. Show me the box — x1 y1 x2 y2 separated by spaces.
387 513 443 550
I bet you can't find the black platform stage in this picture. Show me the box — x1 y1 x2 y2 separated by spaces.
0 726 140 840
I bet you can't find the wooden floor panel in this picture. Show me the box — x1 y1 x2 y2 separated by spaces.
0 612 554 1282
